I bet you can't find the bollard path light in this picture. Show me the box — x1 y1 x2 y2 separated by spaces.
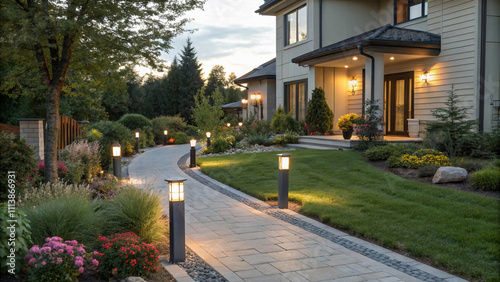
165 177 186 263
206 132 211 147
226 123 231 127
164 130 168 146
277 153 291 209
134 131 140 153
112 142 122 179
189 139 196 168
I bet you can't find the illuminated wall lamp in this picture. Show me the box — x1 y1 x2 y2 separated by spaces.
348 77 358 95
421 71 430 85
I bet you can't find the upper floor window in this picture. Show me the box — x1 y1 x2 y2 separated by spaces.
395 0 428 24
285 5 307 46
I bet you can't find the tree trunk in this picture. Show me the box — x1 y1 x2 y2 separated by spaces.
44 87 60 183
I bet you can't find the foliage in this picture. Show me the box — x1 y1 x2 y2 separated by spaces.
489 126 500 155
185 125 199 139
399 153 451 169
169 132 190 144
197 150 500 281
247 133 273 146
18 182 92 208
271 106 298 133
225 72 246 104
354 99 384 144
364 144 416 161
0 203 32 273
413 149 443 158
0 0 205 183
424 85 477 157
387 156 401 168
88 121 133 170
23 196 104 246
337 113 360 131
206 136 235 154
192 88 225 134
273 134 299 146
470 167 500 191
24 237 99 282
104 187 166 243
151 116 188 144
95 232 159 280
451 158 487 173
59 140 101 184
241 117 273 136
90 175 122 201
84 129 103 142
0 132 38 201
205 65 227 101
37 160 68 180
117 114 152 131
417 164 441 177
454 132 495 159
305 88 334 134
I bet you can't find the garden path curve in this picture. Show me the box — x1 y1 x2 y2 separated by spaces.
128 145 465 282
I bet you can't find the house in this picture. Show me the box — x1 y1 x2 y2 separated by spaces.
234 58 277 121
254 0 499 136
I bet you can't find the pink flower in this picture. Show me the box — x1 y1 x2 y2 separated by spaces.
30 245 40 253
75 259 84 267
28 258 36 264
78 266 84 273
58 249 64 253
92 259 99 266
57 257 63 263
76 246 85 253
42 260 46 266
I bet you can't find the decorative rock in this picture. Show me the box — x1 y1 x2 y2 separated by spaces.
432 166 467 184
124 277 146 282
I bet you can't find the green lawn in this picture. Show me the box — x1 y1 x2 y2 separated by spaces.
198 150 500 281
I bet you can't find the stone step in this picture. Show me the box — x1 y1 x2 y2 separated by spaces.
298 136 355 148
287 143 340 150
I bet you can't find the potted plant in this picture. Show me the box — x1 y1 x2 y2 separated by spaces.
337 113 360 139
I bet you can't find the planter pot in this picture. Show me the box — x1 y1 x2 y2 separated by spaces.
342 129 353 140
407 119 420 138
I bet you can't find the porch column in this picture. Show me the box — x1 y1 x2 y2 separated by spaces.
364 52 385 110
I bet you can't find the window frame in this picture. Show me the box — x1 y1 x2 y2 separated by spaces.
284 5 307 47
284 80 308 121
394 0 428 25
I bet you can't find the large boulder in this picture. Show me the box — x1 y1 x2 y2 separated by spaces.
432 166 467 184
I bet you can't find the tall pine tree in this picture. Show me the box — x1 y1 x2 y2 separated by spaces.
178 39 204 124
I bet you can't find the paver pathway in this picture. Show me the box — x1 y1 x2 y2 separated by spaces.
128 145 466 282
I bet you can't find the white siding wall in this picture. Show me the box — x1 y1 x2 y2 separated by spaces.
484 0 500 131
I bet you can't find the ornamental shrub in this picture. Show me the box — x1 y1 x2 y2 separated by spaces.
37 160 68 180
455 132 495 159
0 203 32 273
169 131 189 144
206 135 235 154
387 156 401 168
399 153 451 169
452 158 486 173
247 133 273 146
24 236 100 282
470 167 500 191
365 144 416 161
95 232 159 280
413 149 442 158
354 99 384 143
88 121 133 170
273 133 299 146
18 182 92 208
305 88 334 134
89 175 122 200
241 118 273 136
117 113 153 131
0 132 38 201
59 140 101 184
337 113 360 131
400 154 423 169
105 187 166 243
271 106 298 133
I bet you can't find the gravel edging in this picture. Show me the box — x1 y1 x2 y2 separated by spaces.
177 152 448 282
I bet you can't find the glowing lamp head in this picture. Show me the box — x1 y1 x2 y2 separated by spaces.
256 94 262 100
165 177 186 202
250 94 256 100
348 77 357 95
420 71 430 84
226 123 231 127
112 142 121 157
135 131 140 138
238 122 243 127
190 139 196 147
206 132 211 138
242 99 248 104
277 153 291 170
164 130 168 136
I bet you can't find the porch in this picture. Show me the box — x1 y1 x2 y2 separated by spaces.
288 134 422 150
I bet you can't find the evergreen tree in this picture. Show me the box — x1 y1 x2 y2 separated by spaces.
177 39 204 124
163 57 182 116
225 72 246 104
305 88 334 134
206 65 227 100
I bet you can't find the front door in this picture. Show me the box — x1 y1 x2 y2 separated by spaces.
384 71 414 136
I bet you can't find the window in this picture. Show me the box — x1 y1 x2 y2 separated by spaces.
285 81 307 120
285 5 307 46
395 0 428 24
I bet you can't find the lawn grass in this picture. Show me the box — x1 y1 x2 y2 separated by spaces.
197 150 500 281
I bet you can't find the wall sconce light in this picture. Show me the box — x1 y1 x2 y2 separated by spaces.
189 139 196 168
206 132 211 147
134 130 140 153
165 177 186 263
112 142 121 179
241 99 248 109
277 153 291 209
164 130 168 146
420 71 430 84
348 76 358 95
250 93 262 106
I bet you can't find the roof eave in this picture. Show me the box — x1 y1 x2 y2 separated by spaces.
234 75 276 84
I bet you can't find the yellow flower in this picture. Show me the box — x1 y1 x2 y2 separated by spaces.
337 113 360 130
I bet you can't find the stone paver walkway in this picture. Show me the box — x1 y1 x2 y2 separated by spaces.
128 145 466 282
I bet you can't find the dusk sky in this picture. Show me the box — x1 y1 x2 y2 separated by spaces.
137 0 276 79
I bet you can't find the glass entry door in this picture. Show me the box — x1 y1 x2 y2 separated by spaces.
384 72 414 135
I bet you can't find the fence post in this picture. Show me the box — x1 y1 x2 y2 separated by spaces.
18 118 45 160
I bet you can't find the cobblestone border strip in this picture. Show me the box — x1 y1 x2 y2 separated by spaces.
178 153 445 282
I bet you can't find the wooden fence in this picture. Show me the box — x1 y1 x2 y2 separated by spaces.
0 123 20 137
58 115 82 151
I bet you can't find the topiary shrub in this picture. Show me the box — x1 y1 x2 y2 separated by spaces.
151 116 188 144
470 167 500 191
305 88 334 134
271 106 298 133
88 121 133 170
0 132 38 201
117 113 153 131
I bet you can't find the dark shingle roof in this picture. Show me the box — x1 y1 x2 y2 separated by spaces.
256 0 283 14
221 100 243 110
292 24 441 64
234 58 276 85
